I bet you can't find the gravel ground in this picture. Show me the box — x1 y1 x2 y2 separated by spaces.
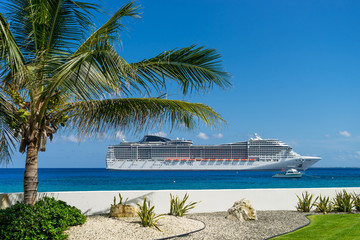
66 211 310 240
66 215 204 240
181 211 309 240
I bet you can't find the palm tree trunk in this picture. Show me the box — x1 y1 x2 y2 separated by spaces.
24 141 38 205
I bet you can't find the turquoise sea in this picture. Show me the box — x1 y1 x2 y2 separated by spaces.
1 168 360 193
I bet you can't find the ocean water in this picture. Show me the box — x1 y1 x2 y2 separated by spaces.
1 168 360 193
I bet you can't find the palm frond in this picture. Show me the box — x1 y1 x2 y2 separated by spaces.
0 120 17 165
0 12 25 88
131 45 231 94
3 0 99 60
41 47 130 102
0 92 19 165
65 98 225 138
41 43 152 106
39 1 141 103
76 0 140 53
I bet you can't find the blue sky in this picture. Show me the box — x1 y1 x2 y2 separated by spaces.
5 0 360 168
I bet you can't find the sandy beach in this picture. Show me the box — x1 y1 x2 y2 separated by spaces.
66 210 310 240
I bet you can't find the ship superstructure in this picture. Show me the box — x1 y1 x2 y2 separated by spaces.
106 134 321 171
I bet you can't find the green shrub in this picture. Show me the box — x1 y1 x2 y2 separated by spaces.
169 193 199 217
137 198 163 231
296 191 318 212
315 195 333 214
353 193 360 211
333 190 354 213
0 197 87 240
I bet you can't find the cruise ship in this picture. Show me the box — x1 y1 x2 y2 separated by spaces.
106 134 321 171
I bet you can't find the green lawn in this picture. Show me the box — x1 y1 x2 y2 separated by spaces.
274 214 360 240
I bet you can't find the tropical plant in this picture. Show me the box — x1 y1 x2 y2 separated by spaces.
353 193 360 211
113 193 128 205
333 190 354 212
296 191 318 212
0 197 86 240
0 0 230 204
314 195 333 214
169 193 199 216
137 197 163 231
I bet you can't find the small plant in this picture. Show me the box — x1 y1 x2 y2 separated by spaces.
137 198 164 231
315 195 333 214
333 190 354 213
110 193 137 218
296 191 318 212
169 193 199 216
113 193 128 205
353 193 360 211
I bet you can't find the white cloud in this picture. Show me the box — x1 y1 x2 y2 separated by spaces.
96 131 126 141
325 134 331 138
213 133 224 139
61 135 80 143
114 131 126 140
339 130 351 137
151 131 167 137
62 131 126 142
197 132 209 140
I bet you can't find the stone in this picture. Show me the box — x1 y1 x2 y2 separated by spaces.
110 204 138 218
0 194 10 210
226 198 257 221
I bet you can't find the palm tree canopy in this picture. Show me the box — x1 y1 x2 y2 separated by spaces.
0 0 231 164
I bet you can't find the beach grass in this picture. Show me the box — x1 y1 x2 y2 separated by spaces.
274 214 360 239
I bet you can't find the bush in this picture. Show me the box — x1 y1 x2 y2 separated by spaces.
296 191 318 212
169 193 199 217
333 190 354 213
353 193 360 211
0 197 87 240
315 195 333 214
137 198 163 231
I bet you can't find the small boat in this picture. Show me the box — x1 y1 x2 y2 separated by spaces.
272 169 303 178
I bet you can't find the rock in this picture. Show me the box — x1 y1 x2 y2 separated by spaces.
110 204 138 218
0 194 10 210
226 198 257 221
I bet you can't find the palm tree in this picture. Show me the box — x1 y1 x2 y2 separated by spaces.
0 0 230 205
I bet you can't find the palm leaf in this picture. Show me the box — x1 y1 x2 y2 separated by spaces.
44 46 142 101
3 0 99 59
65 98 225 138
0 12 25 88
0 92 19 164
131 45 231 94
0 120 17 165
40 1 141 103
76 0 140 53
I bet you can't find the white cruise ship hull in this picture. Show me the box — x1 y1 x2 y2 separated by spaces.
106 156 320 171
